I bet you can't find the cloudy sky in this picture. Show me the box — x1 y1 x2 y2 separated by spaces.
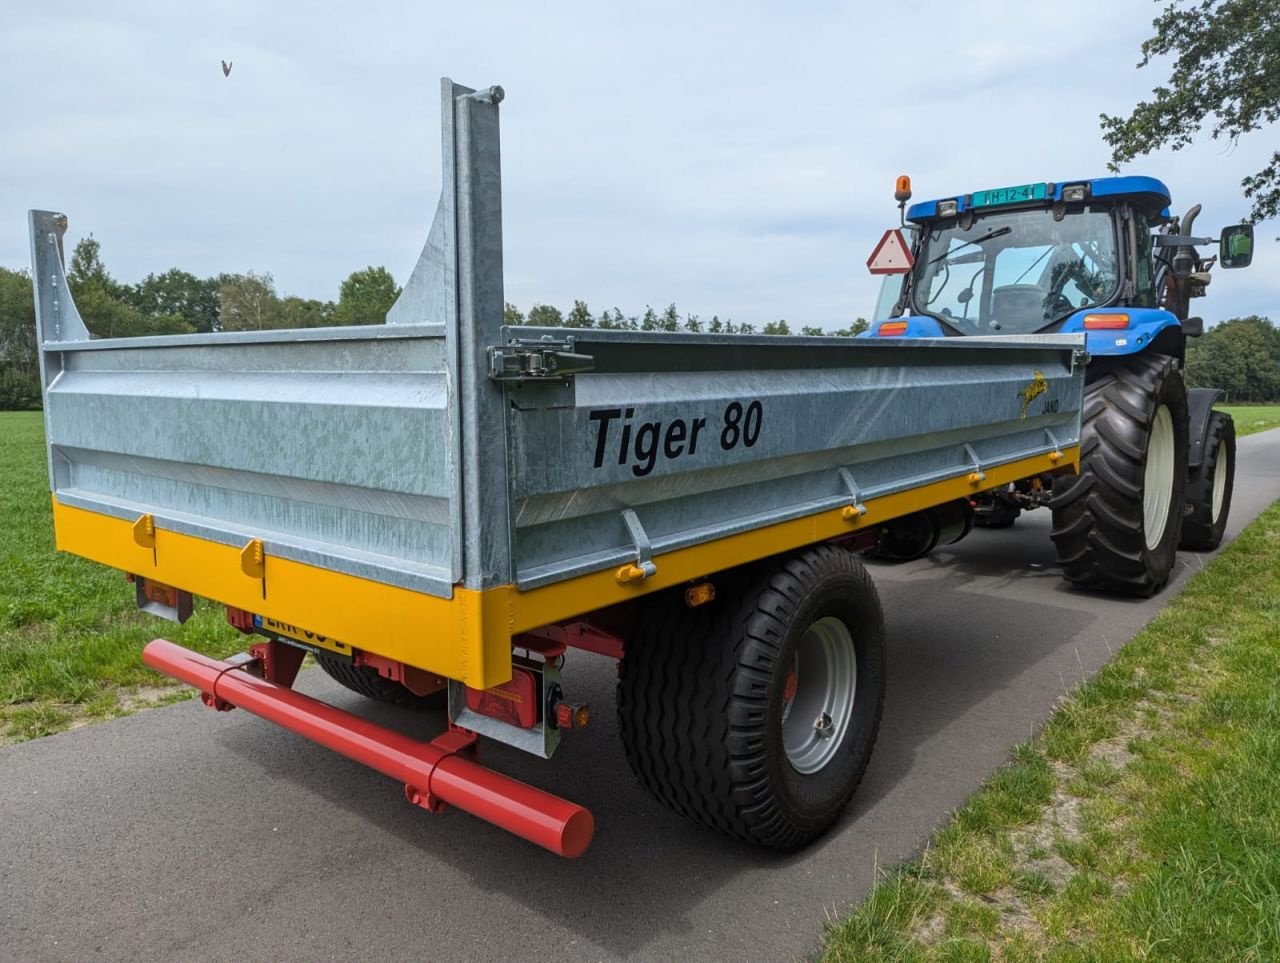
2 0 1276 329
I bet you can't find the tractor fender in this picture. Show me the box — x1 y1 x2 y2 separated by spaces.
1186 387 1225 470
1060 308 1183 359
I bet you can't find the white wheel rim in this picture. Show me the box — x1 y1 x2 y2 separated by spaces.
781 617 857 775
1211 443 1228 523
1143 405 1175 551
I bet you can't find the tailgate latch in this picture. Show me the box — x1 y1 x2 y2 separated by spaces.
488 337 595 382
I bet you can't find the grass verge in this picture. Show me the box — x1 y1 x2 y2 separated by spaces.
1219 404 1280 437
823 499 1280 962
1 411 244 744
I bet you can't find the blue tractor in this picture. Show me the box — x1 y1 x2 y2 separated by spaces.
868 176 1255 595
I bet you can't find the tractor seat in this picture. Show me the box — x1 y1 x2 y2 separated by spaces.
989 284 1045 322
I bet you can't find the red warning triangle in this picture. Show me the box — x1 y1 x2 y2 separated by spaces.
867 228 914 275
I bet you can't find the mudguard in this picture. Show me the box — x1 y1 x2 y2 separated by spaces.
1059 307 1182 358
1186 387 1225 469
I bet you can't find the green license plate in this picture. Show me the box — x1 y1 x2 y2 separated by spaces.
970 183 1047 207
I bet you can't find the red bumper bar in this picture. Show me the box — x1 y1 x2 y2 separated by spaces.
142 639 594 858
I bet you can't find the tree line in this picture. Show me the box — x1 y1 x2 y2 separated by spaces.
504 300 868 338
5 235 1276 410
0 234 869 410
0 235 401 409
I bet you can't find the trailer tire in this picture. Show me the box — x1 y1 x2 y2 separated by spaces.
1050 354 1189 596
315 653 445 709
1180 411 1235 551
617 545 885 850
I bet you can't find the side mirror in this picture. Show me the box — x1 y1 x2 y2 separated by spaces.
1219 223 1254 268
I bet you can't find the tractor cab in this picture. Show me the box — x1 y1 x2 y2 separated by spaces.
871 177 1253 359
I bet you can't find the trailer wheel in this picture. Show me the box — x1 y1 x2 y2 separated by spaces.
1050 354 1189 596
315 653 445 709
617 545 885 850
1180 411 1235 551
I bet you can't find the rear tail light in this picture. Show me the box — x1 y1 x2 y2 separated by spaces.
465 668 539 729
554 702 590 730
1083 313 1129 330
877 320 909 336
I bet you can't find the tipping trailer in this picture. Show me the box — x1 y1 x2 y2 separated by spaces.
866 176 1254 595
30 80 1087 857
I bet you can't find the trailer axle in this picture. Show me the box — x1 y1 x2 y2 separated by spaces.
141 639 594 858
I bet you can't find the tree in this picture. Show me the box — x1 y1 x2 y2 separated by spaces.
708 315 724 334
640 306 659 331
602 307 635 330
566 300 595 328
684 314 703 333
333 266 399 327
68 235 122 298
0 267 39 409
660 303 681 332
1100 0 1280 222
801 325 825 336
834 318 870 337
125 269 221 332
1185 315 1280 400
218 271 284 331
504 302 525 326
527 303 564 327
67 237 191 338
279 296 335 329
763 320 791 336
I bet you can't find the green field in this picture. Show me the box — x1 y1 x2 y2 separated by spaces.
824 500 1280 961
1220 404 1280 437
0 410 242 743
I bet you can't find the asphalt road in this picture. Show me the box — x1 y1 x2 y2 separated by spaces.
3 430 1278 963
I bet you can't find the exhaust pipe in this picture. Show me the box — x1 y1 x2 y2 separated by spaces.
142 639 594 858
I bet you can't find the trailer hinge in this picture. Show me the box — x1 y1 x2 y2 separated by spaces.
1043 428 1065 464
616 509 657 584
963 444 987 485
488 337 595 382
838 468 868 521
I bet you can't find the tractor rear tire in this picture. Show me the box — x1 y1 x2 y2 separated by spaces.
1050 354 1189 596
315 653 445 709
1180 411 1235 551
616 545 885 850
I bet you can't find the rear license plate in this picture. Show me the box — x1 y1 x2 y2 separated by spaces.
253 615 350 656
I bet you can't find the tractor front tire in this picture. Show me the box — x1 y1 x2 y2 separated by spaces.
1050 354 1189 596
1180 410 1235 551
315 653 445 709
617 545 885 850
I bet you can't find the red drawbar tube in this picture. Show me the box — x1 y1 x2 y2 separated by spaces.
142 639 593 858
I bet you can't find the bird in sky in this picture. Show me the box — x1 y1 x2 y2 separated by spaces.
221 60 233 77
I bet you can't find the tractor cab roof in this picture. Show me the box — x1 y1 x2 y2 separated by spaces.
906 176 1172 224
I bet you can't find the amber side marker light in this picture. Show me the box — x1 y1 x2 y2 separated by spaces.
1083 313 1129 330
684 582 716 607
878 321 909 336
555 702 590 729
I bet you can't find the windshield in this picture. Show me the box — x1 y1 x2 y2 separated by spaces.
910 208 1119 334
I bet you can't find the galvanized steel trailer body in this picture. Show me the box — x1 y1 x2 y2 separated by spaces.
30 79 1086 854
